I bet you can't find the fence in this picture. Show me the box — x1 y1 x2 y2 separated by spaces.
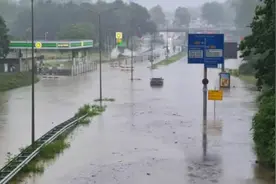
71 62 97 76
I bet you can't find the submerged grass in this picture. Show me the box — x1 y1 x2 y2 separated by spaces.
0 72 39 91
94 98 115 102
8 103 111 183
153 52 186 68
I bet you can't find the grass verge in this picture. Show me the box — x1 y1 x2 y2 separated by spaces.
227 69 257 85
8 102 113 183
0 72 39 91
152 52 186 67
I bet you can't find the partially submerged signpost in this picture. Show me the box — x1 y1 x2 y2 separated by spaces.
188 33 224 156
208 89 223 121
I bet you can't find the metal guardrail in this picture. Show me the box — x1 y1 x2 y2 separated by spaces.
0 114 87 184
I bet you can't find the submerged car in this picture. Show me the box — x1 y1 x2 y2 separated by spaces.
150 77 164 87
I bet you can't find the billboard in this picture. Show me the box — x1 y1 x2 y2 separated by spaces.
224 42 238 59
219 72 231 88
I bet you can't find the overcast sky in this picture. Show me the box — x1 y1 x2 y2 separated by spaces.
102 0 227 10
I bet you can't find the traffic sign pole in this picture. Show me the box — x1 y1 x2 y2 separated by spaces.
202 38 207 157
214 86 216 122
188 33 224 157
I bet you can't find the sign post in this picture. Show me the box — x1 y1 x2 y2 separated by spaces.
188 33 224 156
115 32 123 46
208 89 223 121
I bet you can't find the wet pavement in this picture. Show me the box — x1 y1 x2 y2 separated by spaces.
0 56 273 183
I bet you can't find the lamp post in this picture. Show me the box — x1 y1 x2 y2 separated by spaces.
44 32 48 41
98 13 103 102
166 22 169 60
130 33 134 81
92 8 118 102
31 0 35 145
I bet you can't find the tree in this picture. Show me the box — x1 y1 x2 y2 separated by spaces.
231 0 258 28
0 16 10 59
0 0 18 28
239 0 275 91
239 0 275 169
221 0 235 24
10 0 156 44
174 7 190 26
57 23 96 40
201 2 225 25
149 5 165 26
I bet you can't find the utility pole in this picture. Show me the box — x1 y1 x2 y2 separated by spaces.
166 22 169 60
107 31 111 61
98 13 103 102
31 0 35 145
130 34 134 81
150 33 154 68
130 17 134 81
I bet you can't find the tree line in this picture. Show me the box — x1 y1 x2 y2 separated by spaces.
0 0 156 45
148 0 258 37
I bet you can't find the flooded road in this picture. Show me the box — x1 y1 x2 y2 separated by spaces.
0 48 162 167
15 57 273 184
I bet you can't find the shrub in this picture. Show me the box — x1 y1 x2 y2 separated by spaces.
239 62 255 75
252 94 275 168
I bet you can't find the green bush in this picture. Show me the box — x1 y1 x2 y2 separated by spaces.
239 62 255 75
252 94 275 169
0 72 39 91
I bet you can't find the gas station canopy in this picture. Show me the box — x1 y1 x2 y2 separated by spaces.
9 40 93 50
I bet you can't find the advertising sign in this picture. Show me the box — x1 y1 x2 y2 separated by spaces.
219 72 231 88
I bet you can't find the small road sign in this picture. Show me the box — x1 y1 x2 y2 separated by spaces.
188 34 224 68
208 90 223 101
116 32 123 39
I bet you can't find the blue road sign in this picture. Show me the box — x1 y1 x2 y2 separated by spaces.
205 63 218 68
188 34 224 67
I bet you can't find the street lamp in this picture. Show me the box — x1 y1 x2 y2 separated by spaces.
44 32 48 40
92 8 118 102
31 0 35 145
166 22 169 60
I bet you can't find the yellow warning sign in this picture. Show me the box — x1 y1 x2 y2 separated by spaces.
35 42 42 49
208 90 223 101
116 32 123 39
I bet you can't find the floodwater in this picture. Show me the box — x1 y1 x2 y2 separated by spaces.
0 55 274 184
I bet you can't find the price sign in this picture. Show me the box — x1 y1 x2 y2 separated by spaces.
189 50 203 58
205 49 223 58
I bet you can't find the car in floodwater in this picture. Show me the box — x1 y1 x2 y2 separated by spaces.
150 77 164 87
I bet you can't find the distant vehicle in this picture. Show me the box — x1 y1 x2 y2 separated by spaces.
150 77 164 87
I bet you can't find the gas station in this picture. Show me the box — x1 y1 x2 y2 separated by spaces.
3 40 94 74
